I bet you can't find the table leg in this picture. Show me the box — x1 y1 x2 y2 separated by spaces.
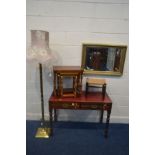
60 76 63 97
85 82 88 96
100 106 104 123
54 109 57 122
104 107 111 138
53 72 56 96
57 75 60 97
102 84 106 99
49 103 53 136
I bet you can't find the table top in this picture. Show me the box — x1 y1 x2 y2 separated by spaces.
53 66 83 72
49 91 112 104
86 78 106 85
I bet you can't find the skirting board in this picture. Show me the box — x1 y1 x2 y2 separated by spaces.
26 113 129 124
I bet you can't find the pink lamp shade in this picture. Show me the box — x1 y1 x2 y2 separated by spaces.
27 30 52 63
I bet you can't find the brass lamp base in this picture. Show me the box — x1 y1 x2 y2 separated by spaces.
35 127 51 138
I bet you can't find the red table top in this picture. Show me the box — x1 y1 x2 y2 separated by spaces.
49 91 112 104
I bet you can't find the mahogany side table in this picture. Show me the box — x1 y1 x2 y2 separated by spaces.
48 91 112 138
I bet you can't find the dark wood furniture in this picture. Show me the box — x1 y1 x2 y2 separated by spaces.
53 66 83 98
48 91 112 138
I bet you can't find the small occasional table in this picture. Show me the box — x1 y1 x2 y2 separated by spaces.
48 91 112 138
53 66 83 97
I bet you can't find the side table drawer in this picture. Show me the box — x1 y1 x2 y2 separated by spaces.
80 104 102 110
51 102 111 110
52 102 80 109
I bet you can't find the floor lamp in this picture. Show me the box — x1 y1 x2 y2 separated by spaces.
27 30 52 138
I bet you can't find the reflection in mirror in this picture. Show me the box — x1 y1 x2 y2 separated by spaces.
81 44 127 76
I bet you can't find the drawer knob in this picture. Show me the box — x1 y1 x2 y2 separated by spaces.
72 103 75 106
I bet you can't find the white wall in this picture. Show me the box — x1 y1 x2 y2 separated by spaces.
26 0 129 123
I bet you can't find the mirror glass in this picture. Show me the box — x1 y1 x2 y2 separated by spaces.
81 44 127 76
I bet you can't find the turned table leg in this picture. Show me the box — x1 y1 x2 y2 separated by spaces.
53 72 56 96
54 109 57 122
100 105 104 123
104 107 112 138
49 102 53 136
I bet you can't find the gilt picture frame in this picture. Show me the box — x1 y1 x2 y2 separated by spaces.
81 43 127 76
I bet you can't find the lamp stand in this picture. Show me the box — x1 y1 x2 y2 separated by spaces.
35 63 51 138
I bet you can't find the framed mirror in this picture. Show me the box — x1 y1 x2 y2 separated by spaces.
81 44 127 76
